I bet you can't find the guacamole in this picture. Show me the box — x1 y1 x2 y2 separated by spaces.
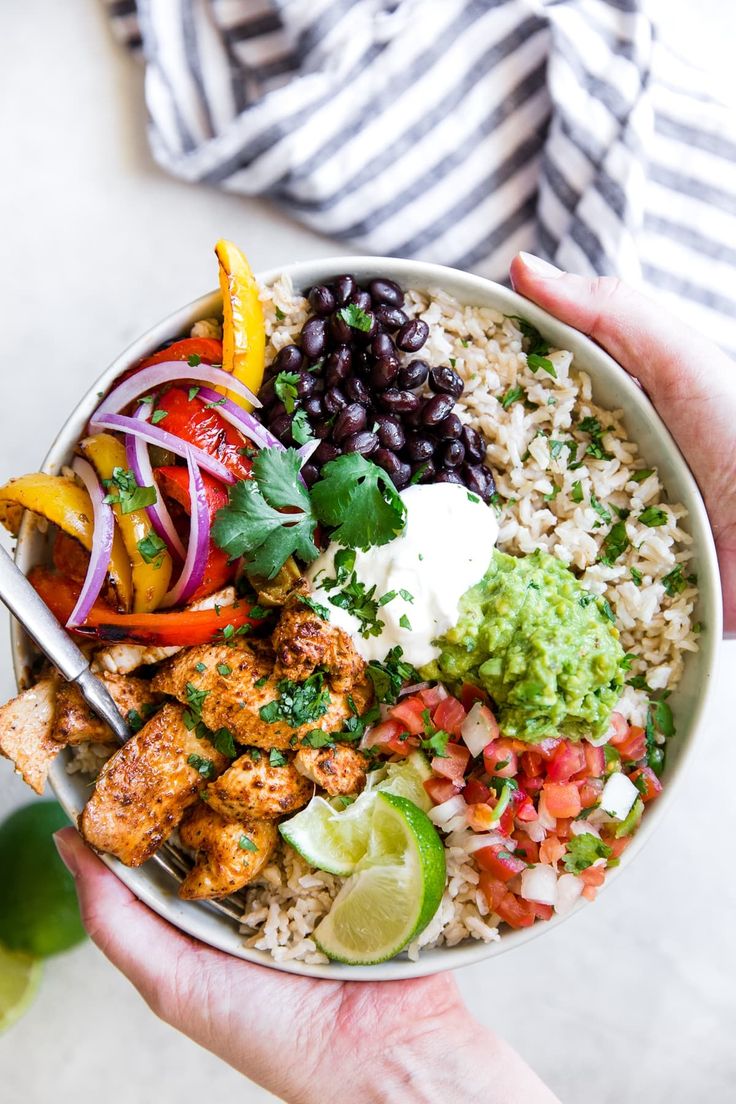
423 549 625 743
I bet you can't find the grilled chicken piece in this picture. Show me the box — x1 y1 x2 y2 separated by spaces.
178 803 278 899
294 744 368 797
272 600 366 692
0 678 59 794
53 673 161 745
152 641 373 751
206 750 313 821
79 703 229 867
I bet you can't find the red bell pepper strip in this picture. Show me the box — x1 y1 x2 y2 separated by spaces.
151 386 253 480
156 465 234 602
138 337 223 370
29 566 264 646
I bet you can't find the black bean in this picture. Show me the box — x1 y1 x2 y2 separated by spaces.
303 396 323 419
372 447 401 478
370 356 400 390
333 275 356 305
421 393 455 426
441 440 465 468
436 470 464 487
273 344 304 373
258 377 277 407
267 399 288 421
270 414 294 444
325 347 352 387
323 387 347 415
352 350 371 376
379 389 421 414
461 425 485 463
396 359 429 391
429 365 464 398
314 441 341 466
313 419 334 440
410 458 436 484
333 403 367 441
402 406 424 429
375 305 408 332
371 332 395 360
406 435 435 463
309 285 336 316
296 372 317 399
369 278 404 308
301 317 328 359
396 319 429 353
392 461 412 490
311 376 325 395
376 415 405 451
344 376 371 405
329 311 353 346
301 463 320 487
354 311 378 341
435 412 462 440
350 289 372 312
462 464 495 502
344 430 379 456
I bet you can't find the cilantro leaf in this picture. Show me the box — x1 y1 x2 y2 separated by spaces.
590 494 612 524
210 727 237 759
238 834 258 852
366 647 419 704
103 467 157 514
301 729 335 749
291 408 315 446
563 833 612 874
527 353 557 378
630 468 654 483
631 566 643 586
259 672 331 728
662 564 687 596
338 304 372 332
600 521 629 565
310 453 406 550
274 371 300 415
571 480 584 504
639 506 668 528
299 595 330 620
269 748 288 767
137 532 167 564
501 386 524 410
187 754 216 781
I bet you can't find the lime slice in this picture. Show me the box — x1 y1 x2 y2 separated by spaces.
314 792 446 965
0 802 86 957
0 946 42 1034
279 752 433 875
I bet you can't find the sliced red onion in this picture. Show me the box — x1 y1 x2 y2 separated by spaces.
195 386 281 450
93 412 235 485
67 457 115 628
125 405 186 560
398 681 430 698
161 450 210 608
296 438 320 466
92 362 260 422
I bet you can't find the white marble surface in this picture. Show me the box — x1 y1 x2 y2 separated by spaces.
1 2 735 1102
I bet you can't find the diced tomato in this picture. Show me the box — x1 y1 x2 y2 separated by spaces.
431 743 471 784
539 836 566 865
152 386 253 480
467 803 498 832
511 786 537 823
521 751 544 777
364 720 417 757
423 777 460 806
607 835 632 859
583 743 605 778
432 696 467 737
518 772 544 797
474 845 527 882
577 777 604 809
606 711 629 743
499 803 515 836
611 724 647 763
512 831 540 864
463 778 491 805
419 685 448 709
483 740 518 779
546 740 586 783
580 865 606 888
628 765 663 803
554 817 572 841
137 337 223 370
542 782 582 818
389 695 427 736
460 682 487 712
536 737 561 760
479 873 537 929
533 903 554 921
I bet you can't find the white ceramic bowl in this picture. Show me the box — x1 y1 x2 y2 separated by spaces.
11 257 722 981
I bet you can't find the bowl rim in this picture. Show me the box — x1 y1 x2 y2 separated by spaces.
11 254 723 981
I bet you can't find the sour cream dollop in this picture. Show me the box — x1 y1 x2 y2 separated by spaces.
306 482 498 666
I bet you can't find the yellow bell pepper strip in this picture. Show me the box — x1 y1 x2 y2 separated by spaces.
78 434 173 613
215 239 265 411
0 473 132 610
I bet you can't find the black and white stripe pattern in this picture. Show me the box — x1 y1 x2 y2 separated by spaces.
106 0 736 351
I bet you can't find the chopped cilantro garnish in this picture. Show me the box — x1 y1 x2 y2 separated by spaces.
301 729 335 749
409 463 429 486
549 440 566 460
590 494 612 524
598 598 616 624
187 353 202 367
399 588 414 603
254 675 269 688
377 590 397 607
571 480 584 503
126 708 144 734
599 521 629 565
631 566 643 586
210 727 237 758
291 408 314 446
366 646 419 704
195 662 206 674
467 492 480 504
543 483 560 502
151 409 168 425
259 672 331 728
274 371 300 415
527 353 557 378
639 506 668 528
269 748 288 767
217 663 232 677
137 532 167 564
338 303 372 332
187 754 216 780
399 613 412 630
662 564 687 596
500 386 524 410
238 834 258 852
310 452 406 551
188 385 201 401
578 416 613 461
563 833 612 874
630 468 654 483
102 467 157 514
299 595 330 620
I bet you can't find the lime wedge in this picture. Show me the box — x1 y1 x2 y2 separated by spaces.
314 792 446 965
0 946 42 1034
279 752 432 875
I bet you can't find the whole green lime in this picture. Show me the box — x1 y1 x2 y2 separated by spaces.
0 802 86 957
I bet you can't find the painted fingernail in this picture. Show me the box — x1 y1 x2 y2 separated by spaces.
518 252 564 277
53 829 80 876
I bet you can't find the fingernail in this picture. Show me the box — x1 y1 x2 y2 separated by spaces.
53 829 80 877
518 252 564 278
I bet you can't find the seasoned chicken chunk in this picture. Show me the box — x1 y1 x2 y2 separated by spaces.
0 678 59 794
272 601 366 692
294 744 368 797
178 803 277 900
206 750 313 821
152 641 372 751
79 703 229 866
53 673 161 745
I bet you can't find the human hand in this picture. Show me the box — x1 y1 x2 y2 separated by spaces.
54 828 558 1104
510 253 736 635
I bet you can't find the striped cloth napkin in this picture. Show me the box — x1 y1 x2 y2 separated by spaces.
106 0 736 352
